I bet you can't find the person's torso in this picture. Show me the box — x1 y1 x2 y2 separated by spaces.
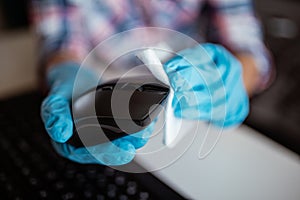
71 0 206 45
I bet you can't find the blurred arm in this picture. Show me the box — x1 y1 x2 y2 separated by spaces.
207 0 273 96
235 53 259 96
31 0 90 70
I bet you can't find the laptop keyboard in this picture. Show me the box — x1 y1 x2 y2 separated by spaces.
0 91 183 200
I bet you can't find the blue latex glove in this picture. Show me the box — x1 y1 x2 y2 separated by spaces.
41 62 154 165
163 43 249 127
51 122 154 165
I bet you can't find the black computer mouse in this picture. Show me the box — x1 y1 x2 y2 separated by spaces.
67 76 169 147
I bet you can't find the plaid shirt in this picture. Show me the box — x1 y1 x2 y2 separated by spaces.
31 0 272 88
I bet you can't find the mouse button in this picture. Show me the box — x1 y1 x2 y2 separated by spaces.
128 91 167 121
94 90 113 118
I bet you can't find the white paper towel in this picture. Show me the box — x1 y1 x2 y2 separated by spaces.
136 48 183 147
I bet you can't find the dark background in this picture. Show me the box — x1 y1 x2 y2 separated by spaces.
246 0 300 154
0 0 299 154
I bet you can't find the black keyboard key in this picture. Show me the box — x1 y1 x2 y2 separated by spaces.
119 194 129 200
54 180 66 191
83 190 93 199
126 181 138 196
96 194 105 200
115 175 126 186
38 190 48 199
46 170 58 181
139 191 150 200
61 192 76 200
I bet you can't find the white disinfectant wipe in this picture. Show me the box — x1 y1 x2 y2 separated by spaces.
136 48 185 147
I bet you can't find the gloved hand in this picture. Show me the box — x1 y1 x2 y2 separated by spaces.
41 62 154 165
163 43 249 127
